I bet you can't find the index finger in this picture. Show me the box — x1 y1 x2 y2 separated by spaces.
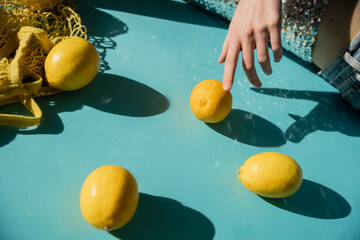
223 41 241 91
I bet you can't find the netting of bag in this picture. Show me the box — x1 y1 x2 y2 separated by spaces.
16 0 62 11
0 8 18 60
0 0 87 125
1 0 87 43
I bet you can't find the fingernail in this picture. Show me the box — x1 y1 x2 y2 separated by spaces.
223 82 231 91
255 81 262 88
274 56 282 62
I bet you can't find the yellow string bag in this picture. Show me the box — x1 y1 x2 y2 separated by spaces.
0 0 87 127
0 27 54 126
0 8 19 59
15 0 62 11
1 0 87 43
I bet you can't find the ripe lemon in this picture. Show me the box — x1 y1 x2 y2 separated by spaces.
238 152 303 198
80 165 139 231
190 79 232 123
45 37 100 91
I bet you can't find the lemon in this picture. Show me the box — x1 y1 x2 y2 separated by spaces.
238 152 303 198
80 165 139 231
45 37 100 91
190 79 232 123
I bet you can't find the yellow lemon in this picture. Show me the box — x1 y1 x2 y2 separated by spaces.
190 79 232 123
238 152 303 198
45 37 100 91
80 165 139 231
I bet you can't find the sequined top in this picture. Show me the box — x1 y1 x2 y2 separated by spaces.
186 0 329 62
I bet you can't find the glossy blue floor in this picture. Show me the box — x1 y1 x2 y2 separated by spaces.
1 0 359 239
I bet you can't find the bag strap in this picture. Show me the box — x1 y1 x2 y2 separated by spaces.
0 26 53 127
0 95 42 126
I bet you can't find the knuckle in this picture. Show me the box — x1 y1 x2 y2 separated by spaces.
273 45 283 55
254 24 267 34
241 28 254 38
271 45 281 53
258 55 268 64
268 17 281 29
229 38 240 46
223 73 233 81
225 58 237 66
243 61 254 71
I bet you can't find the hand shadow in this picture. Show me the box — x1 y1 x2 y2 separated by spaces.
261 179 351 219
251 88 360 143
110 193 215 240
0 73 169 145
207 109 287 147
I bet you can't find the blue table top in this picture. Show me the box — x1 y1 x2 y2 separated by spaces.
1 1 360 239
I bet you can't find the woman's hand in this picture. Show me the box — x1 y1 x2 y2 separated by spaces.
218 0 283 90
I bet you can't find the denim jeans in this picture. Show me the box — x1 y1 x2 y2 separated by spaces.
319 32 360 110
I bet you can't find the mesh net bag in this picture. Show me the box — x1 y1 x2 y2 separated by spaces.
0 0 87 126
0 8 18 59
15 0 62 11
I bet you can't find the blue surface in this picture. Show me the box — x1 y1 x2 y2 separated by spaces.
1 0 360 239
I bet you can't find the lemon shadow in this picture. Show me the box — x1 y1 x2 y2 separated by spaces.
261 179 351 219
110 193 215 240
206 109 287 147
75 72 170 117
0 126 17 147
32 72 169 128
0 73 169 144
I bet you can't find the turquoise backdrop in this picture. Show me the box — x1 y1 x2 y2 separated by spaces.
1 0 359 239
